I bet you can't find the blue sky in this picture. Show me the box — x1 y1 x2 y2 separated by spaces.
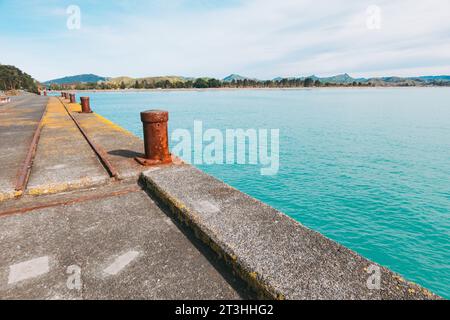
1 0 449 81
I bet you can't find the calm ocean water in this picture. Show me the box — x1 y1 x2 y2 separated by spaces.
73 88 450 298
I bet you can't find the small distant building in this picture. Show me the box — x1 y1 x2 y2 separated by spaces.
0 96 11 104
0 91 11 104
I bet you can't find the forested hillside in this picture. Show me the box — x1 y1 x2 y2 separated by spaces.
0 64 39 93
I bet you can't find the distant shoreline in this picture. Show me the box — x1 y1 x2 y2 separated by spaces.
50 86 450 94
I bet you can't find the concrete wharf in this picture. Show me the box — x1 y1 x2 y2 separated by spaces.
0 94 439 300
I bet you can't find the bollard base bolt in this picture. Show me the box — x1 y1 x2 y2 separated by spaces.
134 156 173 167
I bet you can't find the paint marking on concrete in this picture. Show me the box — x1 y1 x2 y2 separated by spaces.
8 256 50 284
103 251 140 276
48 164 68 170
144 168 161 174
194 200 220 215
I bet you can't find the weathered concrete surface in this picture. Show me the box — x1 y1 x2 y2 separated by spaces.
0 94 441 300
0 180 136 216
67 102 146 180
26 98 110 196
141 165 440 300
0 95 48 201
0 95 253 300
0 182 249 300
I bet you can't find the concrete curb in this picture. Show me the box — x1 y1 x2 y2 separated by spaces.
141 170 275 300
140 165 440 300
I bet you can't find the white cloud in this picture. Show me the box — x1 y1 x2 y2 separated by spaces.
2 0 449 80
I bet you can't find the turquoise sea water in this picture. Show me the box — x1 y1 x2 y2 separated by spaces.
73 88 450 298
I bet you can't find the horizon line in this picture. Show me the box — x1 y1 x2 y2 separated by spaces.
41 72 450 83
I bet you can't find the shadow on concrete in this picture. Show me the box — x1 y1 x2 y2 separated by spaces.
108 149 145 159
138 180 258 300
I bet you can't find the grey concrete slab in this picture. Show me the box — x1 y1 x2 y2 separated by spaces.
0 180 138 214
141 164 440 300
68 103 146 180
0 186 247 300
0 95 48 201
26 98 110 196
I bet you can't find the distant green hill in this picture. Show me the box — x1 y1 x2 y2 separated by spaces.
0 64 39 93
44 74 108 85
317 73 363 84
415 75 450 82
223 74 255 82
108 76 185 86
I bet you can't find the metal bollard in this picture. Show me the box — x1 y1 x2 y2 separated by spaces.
80 97 92 113
69 93 76 103
135 110 172 166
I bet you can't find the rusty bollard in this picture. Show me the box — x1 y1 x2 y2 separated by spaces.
69 93 76 103
135 110 172 166
80 97 92 113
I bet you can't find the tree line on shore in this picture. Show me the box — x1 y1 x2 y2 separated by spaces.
0 64 39 94
47 78 379 91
